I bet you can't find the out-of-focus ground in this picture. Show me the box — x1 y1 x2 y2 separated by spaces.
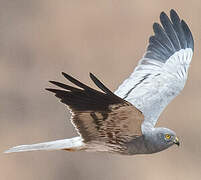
0 1 201 180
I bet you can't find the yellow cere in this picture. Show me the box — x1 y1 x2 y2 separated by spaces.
165 134 171 139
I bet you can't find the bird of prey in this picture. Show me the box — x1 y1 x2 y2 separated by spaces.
5 9 194 155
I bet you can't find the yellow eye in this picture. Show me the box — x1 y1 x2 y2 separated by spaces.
165 134 171 139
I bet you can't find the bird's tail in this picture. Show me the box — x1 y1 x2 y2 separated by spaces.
4 136 85 153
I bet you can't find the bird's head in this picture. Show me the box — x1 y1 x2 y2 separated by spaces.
158 127 180 146
145 127 180 153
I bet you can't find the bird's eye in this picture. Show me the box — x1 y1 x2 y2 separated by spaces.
165 134 171 139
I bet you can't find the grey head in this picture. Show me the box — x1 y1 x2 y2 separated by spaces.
143 127 180 154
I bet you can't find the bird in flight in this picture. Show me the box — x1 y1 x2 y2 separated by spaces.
5 9 194 155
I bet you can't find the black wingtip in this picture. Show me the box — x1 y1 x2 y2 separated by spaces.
89 72 116 96
49 80 82 92
45 88 57 93
61 72 66 76
49 80 57 84
89 72 95 81
144 9 194 63
89 72 93 81
181 20 194 51
160 11 166 19
89 72 93 77
170 9 180 22
170 9 177 15
62 72 75 81
49 80 63 87
49 80 66 88
62 72 70 79
61 72 94 91
159 11 171 26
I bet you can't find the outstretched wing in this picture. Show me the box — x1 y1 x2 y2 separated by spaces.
115 9 194 127
46 72 143 151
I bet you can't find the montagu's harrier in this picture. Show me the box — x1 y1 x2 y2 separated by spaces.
5 9 193 155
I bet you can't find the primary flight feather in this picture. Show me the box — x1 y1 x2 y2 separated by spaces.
5 9 193 155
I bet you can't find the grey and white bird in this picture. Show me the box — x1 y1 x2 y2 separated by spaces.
5 9 194 155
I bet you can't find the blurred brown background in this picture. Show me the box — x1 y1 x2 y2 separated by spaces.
0 0 201 180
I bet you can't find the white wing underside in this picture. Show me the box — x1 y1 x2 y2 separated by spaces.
115 10 194 128
115 48 193 127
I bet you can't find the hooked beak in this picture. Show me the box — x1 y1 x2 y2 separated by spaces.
173 137 180 146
